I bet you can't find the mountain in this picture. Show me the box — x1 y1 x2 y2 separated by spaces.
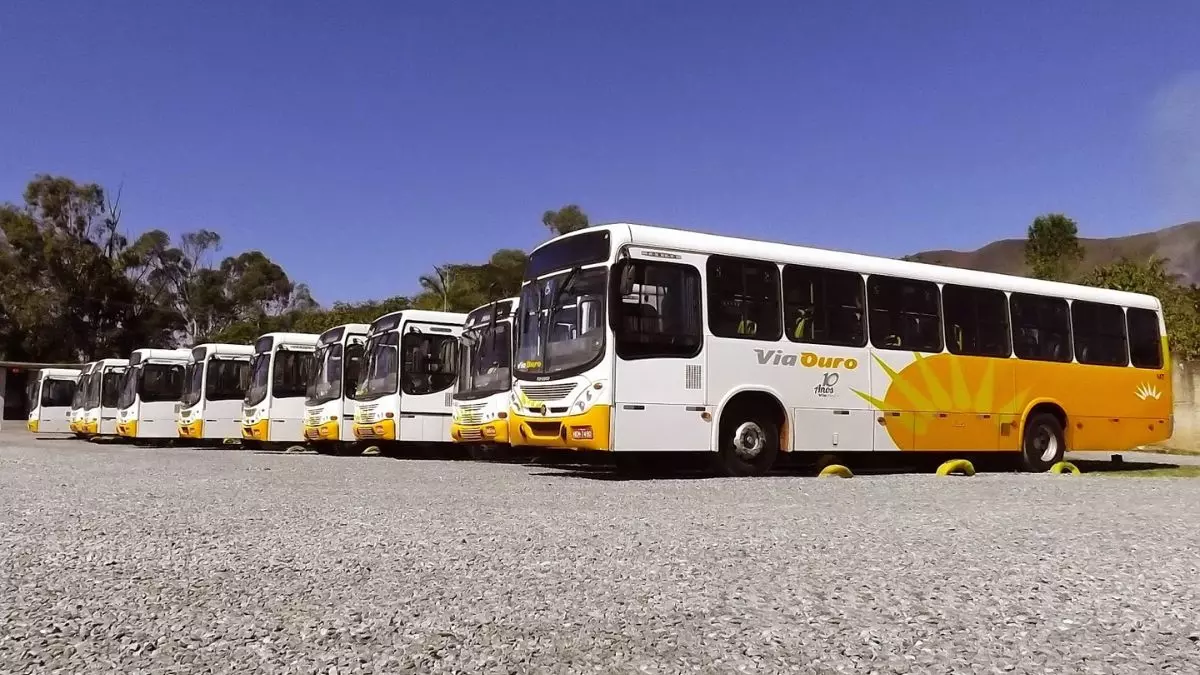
906 221 1200 285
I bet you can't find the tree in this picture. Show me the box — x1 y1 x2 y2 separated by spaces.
542 204 589 237
1025 213 1085 281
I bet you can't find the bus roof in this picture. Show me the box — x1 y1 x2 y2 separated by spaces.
38 368 83 379
94 358 129 367
318 323 371 344
535 222 1162 311
191 343 256 357
465 297 518 327
129 348 192 363
369 309 469 332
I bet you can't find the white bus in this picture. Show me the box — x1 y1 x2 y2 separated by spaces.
304 323 369 452
81 358 129 437
116 348 191 441
507 223 1172 476
69 362 96 436
27 367 82 435
352 309 466 449
451 298 519 457
177 343 255 442
242 332 319 448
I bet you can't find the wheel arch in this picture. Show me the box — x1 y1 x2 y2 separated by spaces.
711 385 790 453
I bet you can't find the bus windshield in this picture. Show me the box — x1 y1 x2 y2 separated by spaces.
357 332 399 400
306 343 344 405
515 267 607 379
84 371 101 409
244 353 271 406
456 321 512 398
180 361 204 408
117 366 140 409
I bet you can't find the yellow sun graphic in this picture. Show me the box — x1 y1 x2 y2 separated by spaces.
852 352 1029 450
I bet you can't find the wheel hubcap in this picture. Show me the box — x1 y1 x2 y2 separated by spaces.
732 422 765 459
1031 426 1059 462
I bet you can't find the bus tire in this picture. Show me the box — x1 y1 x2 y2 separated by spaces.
713 412 779 477
1021 412 1065 472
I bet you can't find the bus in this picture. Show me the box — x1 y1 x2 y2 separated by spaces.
352 309 466 449
69 362 96 436
116 348 191 441
450 298 520 457
242 332 319 448
81 358 129 437
177 343 255 442
303 323 369 452
507 223 1173 476
26 367 82 434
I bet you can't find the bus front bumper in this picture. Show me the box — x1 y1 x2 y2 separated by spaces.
116 421 137 438
83 421 99 435
178 421 203 439
27 420 38 433
451 420 509 444
304 421 339 442
242 420 268 441
353 419 396 441
509 405 610 451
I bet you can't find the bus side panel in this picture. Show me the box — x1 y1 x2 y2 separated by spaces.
268 397 306 443
140 402 179 438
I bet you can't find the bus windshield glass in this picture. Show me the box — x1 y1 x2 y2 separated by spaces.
180 361 204 407
306 343 344 405
515 267 607 379
117 366 140 409
244 352 271 406
357 332 399 399
457 321 512 397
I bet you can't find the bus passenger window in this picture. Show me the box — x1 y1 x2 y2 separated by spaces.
1071 300 1128 367
782 265 866 347
1127 308 1163 369
941 284 1010 358
1010 293 1072 363
706 255 781 341
612 259 703 360
866 275 942 353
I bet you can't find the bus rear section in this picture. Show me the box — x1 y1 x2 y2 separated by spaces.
242 332 319 449
116 348 190 441
304 323 369 452
27 368 82 434
177 344 255 443
451 298 519 458
353 310 466 452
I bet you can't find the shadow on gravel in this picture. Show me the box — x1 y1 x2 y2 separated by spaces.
1069 459 1181 473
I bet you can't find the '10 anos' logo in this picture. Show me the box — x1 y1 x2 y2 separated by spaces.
754 348 859 370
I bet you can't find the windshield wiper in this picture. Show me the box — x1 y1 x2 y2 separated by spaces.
541 267 579 374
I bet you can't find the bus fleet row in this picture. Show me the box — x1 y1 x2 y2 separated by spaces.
26 222 1176 475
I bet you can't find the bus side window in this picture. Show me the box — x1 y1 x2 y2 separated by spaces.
781 264 865 347
942 284 1010 358
1072 300 1128 367
706 255 781 341
1010 293 1072 363
1127 308 1163 369
866 275 942 353
612 259 703 360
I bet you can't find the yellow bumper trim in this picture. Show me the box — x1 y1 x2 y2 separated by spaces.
451 419 510 444
353 418 396 441
242 419 268 441
508 404 611 451
116 421 137 438
304 420 340 442
178 420 203 438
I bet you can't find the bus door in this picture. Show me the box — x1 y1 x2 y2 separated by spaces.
610 251 710 452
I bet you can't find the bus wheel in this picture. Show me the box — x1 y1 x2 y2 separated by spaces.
714 414 779 477
1021 412 1065 472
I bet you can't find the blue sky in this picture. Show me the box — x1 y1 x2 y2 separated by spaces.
3 1 1198 304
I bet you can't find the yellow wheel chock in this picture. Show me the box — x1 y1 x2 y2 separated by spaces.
285 444 307 453
1048 461 1080 475
818 464 854 478
361 445 382 456
936 458 976 476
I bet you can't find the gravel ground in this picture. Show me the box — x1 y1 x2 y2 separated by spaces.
2 433 1200 674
